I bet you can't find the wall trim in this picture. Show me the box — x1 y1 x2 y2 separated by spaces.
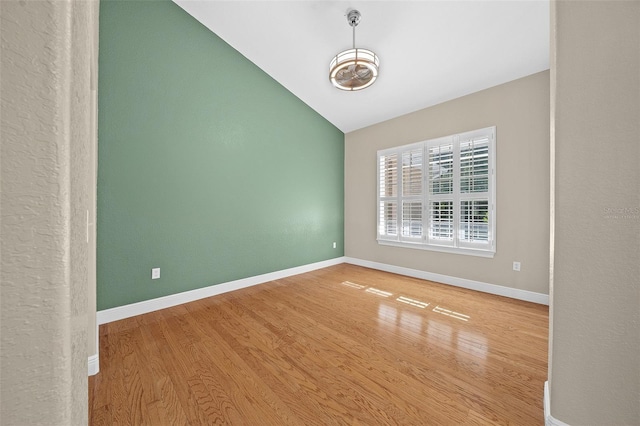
344 257 549 305
88 322 100 377
97 257 346 324
97 255 548 327
88 354 99 376
544 381 570 426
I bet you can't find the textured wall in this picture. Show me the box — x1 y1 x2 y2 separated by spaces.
97 0 344 311
0 0 97 423
549 1 640 424
345 71 550 295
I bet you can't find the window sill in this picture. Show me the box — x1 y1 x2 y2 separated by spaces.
377 239 495 258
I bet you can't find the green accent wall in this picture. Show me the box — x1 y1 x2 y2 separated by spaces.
97 0 344 310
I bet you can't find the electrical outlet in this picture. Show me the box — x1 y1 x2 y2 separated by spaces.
513 262 521 272
151 268 161 279
333 242 337 249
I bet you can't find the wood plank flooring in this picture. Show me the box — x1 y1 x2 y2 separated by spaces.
89 264 549 425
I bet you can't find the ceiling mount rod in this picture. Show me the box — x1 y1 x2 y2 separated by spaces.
347 9 361 49
353 22 355 48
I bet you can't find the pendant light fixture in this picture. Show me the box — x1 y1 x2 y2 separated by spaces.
329 10 379 91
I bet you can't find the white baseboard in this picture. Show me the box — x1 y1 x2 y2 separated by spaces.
88 322 100 377
97 255 547 326
88 354 99 376
97 257 346 325
545 381 570 426
344 257 549 305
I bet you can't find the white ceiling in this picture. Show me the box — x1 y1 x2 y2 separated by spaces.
173 1 549 133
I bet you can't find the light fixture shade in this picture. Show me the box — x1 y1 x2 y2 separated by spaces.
329 48 379 91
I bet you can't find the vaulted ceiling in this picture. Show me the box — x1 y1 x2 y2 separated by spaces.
174 1 550 133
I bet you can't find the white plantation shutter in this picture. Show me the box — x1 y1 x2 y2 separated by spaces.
377 126 495 257
402 201 422 238
457 131 492 249
428 142 454 195
427 138 455 247
401 148 423 241
378 153 398 238
402 148 423 196
459 200 489 243
460 136 489 194
429 200 454 242
379 201 397 237
379 153 397 199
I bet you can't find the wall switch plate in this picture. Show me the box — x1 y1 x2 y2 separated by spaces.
513 262 521 272
151 268 160 279
333 242 337 249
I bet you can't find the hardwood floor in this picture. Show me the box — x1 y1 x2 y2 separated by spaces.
89 264 549 425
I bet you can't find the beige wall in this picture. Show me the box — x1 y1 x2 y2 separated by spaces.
0 0 98 423
549 1 640 424
345 71 550 295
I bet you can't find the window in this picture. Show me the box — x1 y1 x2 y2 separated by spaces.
377 127 495 257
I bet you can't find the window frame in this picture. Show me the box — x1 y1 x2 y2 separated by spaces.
376 126 496 258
